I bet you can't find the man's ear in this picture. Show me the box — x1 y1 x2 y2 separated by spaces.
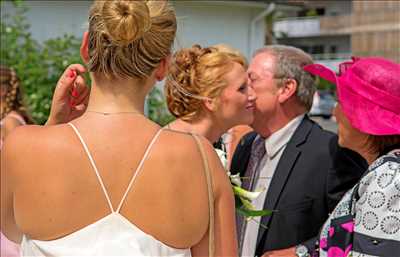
80 31 90 64
155 55 171 81
278 78 297 103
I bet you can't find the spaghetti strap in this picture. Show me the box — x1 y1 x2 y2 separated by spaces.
191 134 215 257
7 113 26 125
0 113 26 127
68 123 115 213
116 128 164 213
68 123 164 214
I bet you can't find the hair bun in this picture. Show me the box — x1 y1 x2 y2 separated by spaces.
102 0 151 46
173 45 214 73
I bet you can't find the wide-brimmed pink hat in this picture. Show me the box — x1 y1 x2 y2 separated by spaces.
304 57 400 135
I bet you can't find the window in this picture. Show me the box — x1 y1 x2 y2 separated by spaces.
298 46 310 53
311 45 324 55
316 8 325 15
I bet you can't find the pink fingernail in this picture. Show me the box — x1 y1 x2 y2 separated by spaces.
71 88 79 97
68 70 76 78
69 99 76 107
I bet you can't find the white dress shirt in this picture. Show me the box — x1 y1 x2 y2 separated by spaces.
241 114 304 257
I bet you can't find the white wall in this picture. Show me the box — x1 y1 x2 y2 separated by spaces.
2 1 91 40
173 1 266 59
2 1 267 60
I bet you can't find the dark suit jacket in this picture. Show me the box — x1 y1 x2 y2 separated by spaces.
231 116 368 255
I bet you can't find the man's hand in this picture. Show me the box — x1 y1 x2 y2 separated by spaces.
261 247 297 257
46 64 89 125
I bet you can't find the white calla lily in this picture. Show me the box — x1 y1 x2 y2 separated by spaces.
233 186 263 200
214 147 271 218
229 173 242 187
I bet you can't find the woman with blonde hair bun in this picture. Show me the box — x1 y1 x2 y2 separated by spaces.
1 1 237 256
165 44 256 147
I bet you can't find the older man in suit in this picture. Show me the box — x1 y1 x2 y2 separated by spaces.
231 45 367 257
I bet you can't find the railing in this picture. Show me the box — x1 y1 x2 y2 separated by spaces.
273 16 320 37
274 15 352 38
312 53 352 72
312 52 352 61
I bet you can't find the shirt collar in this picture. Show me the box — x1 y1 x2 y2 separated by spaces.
264 114 305 158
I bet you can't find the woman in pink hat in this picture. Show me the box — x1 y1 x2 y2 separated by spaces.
304 57 400 257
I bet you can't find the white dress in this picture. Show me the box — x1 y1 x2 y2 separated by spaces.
20 123 192 257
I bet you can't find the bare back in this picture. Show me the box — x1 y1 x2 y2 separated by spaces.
4 115 214 249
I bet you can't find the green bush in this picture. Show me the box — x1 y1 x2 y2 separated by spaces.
147 87 175 126
316 77 336 94
1 1 82 124
1 0 174 125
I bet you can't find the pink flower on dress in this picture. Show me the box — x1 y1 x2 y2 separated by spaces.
320 237 327 248
340 222 354 233
329 227 335 237
327 245 352 257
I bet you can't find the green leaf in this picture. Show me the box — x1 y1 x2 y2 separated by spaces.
236 207 273 218
235 195 244 208
239 197 255 210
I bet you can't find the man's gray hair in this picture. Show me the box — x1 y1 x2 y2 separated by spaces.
254 45 316 111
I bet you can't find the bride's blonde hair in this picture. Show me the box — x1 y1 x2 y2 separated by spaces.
87 0 177 80
165 44 246 121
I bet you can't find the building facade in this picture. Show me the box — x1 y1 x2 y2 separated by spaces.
352 1 400 62
2 0 269 60
273 0 399 69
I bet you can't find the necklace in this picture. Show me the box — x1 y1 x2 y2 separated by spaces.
86 110 143 116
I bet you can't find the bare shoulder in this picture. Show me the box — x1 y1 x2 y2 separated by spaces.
3 123 69 148
158 129 230 196
159 129 221 167
1 124 74 171
2 124 40 151
1 125 42 180
1 115 23 137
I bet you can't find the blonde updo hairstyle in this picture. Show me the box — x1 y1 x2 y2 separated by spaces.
88 0 177 79
165 44 247 121
212 44 248 67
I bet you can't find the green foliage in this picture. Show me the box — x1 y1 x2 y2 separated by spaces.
1 1 81 124
316 77 336 92
1 1 173 125
265 10 287 43
306 9 318 17
147 86 175 126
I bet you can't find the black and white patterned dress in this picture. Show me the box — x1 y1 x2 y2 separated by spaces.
317 149 400 257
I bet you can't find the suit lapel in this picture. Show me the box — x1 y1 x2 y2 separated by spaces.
256 116 314 248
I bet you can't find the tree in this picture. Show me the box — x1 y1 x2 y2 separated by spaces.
1 0 81 124
1 0 174 125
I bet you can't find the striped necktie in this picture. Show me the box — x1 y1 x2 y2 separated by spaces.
242 136 266 191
